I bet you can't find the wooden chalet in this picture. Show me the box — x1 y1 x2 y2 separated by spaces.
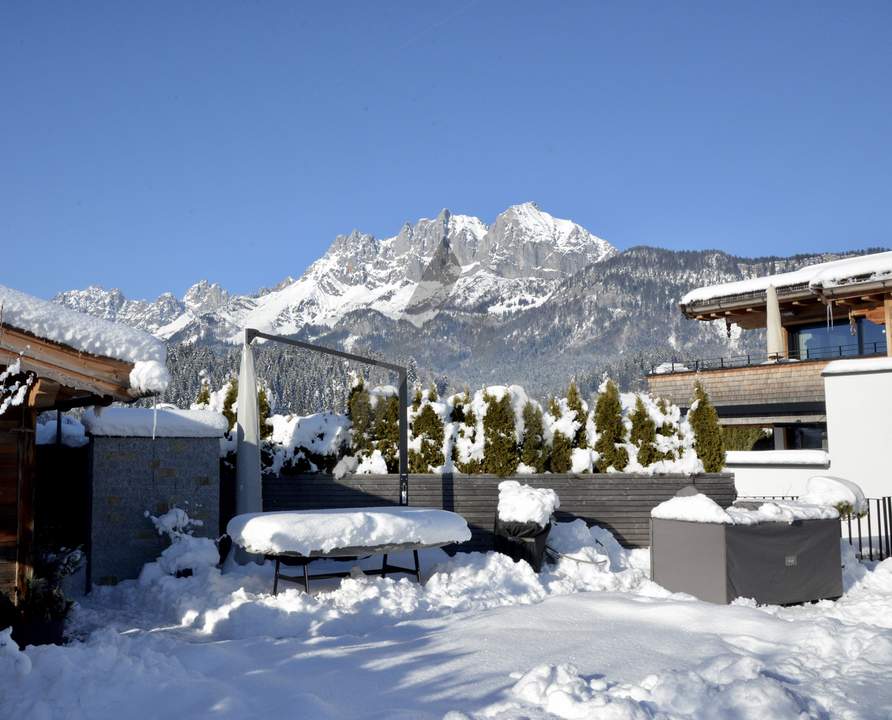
649 251 892 448
1 312 158 604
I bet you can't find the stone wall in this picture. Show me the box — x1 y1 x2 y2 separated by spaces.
262 473 737 550
89 436 220 586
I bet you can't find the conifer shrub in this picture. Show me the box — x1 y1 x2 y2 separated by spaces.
629 395 658 467
520 401 547 472
549 430 572 473
195 381 211 407
348 379 373 455
222 378 238 431
721 426 766 452
450 389 469 424
409 403 445 473
594 378 629 472
412 387 423 410
428 383 438 402
689 382 725 472
258 386 272 439
373 395 401 472
483 392 518 477
566 380 588 448
547 396 561 418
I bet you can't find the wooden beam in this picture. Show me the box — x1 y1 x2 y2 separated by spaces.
27 378 60 410
0 326 138 403
885 295 892 358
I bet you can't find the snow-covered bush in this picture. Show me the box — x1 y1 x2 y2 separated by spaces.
0 359 35 418
593 378 629 472
409 387 446 473
483 391 519 477
520 401 547 473
139 508 218 583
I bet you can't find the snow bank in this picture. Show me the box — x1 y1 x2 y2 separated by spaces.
227 507 472 556
799 475 868 515
497 481 559 527
0 283 167 365
725 449 829 466
36 414 88 447
82 407 228 438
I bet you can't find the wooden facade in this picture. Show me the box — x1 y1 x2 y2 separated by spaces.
0 324 142 603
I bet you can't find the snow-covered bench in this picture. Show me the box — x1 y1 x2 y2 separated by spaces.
226 507 472 594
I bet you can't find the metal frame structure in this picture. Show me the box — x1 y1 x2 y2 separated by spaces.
244 328 410 504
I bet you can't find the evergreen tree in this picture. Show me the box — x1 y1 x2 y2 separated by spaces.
373 395 401 472
428 383 438 402
721 426 766 452
483 392 518 476
222 378 238 431
594 378 629 472
688 382 725 472
258 386 272 440
412 386 423 411
549 430 572 473
521 401 547 472
348 379 373 455
195 379 211 407
547 395 561 418
566 380 588 448
409 404 445 473
629 395 658 467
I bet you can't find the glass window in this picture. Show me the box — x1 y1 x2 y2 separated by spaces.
861 318 887 355
791 321 858 359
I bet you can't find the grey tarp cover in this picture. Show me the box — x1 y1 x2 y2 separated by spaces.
651 517 842 605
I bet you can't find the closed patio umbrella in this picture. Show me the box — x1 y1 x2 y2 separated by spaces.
765 284 785 359
235 339 262 516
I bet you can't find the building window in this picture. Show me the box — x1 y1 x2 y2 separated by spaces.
789 318 886 359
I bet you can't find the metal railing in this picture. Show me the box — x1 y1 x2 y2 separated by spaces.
651 341 887 376
738 495 892 562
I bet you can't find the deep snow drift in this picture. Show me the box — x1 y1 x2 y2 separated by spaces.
3 522 892 720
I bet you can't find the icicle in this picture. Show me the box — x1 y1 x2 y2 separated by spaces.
152 394 158 440
826 299 834 330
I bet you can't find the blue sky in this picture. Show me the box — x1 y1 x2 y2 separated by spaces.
2 2 891 300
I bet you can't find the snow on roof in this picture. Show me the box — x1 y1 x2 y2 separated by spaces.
822 357 892 376
82 407 228 438
0 284 170 394
227 507 472 556
680 251 892 306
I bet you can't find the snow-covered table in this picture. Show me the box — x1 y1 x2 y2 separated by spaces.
227 507 472 593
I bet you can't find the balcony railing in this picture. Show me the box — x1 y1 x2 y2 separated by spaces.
650 341 888 376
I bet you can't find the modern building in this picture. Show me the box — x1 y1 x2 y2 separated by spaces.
648 251 892 449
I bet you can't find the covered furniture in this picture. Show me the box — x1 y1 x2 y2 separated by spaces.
651 496 843 605
227 506 471 593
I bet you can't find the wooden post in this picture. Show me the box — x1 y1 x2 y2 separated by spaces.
885 294 892 358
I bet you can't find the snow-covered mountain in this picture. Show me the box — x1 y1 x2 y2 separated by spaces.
52 203 882 407
54 202 616 344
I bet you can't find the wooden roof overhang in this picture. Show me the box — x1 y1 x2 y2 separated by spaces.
0 323 147 411
680 276 892 330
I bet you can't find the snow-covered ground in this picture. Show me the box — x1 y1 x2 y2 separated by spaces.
3 522 892 719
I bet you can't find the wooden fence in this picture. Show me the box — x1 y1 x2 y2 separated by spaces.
261 473 737 550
